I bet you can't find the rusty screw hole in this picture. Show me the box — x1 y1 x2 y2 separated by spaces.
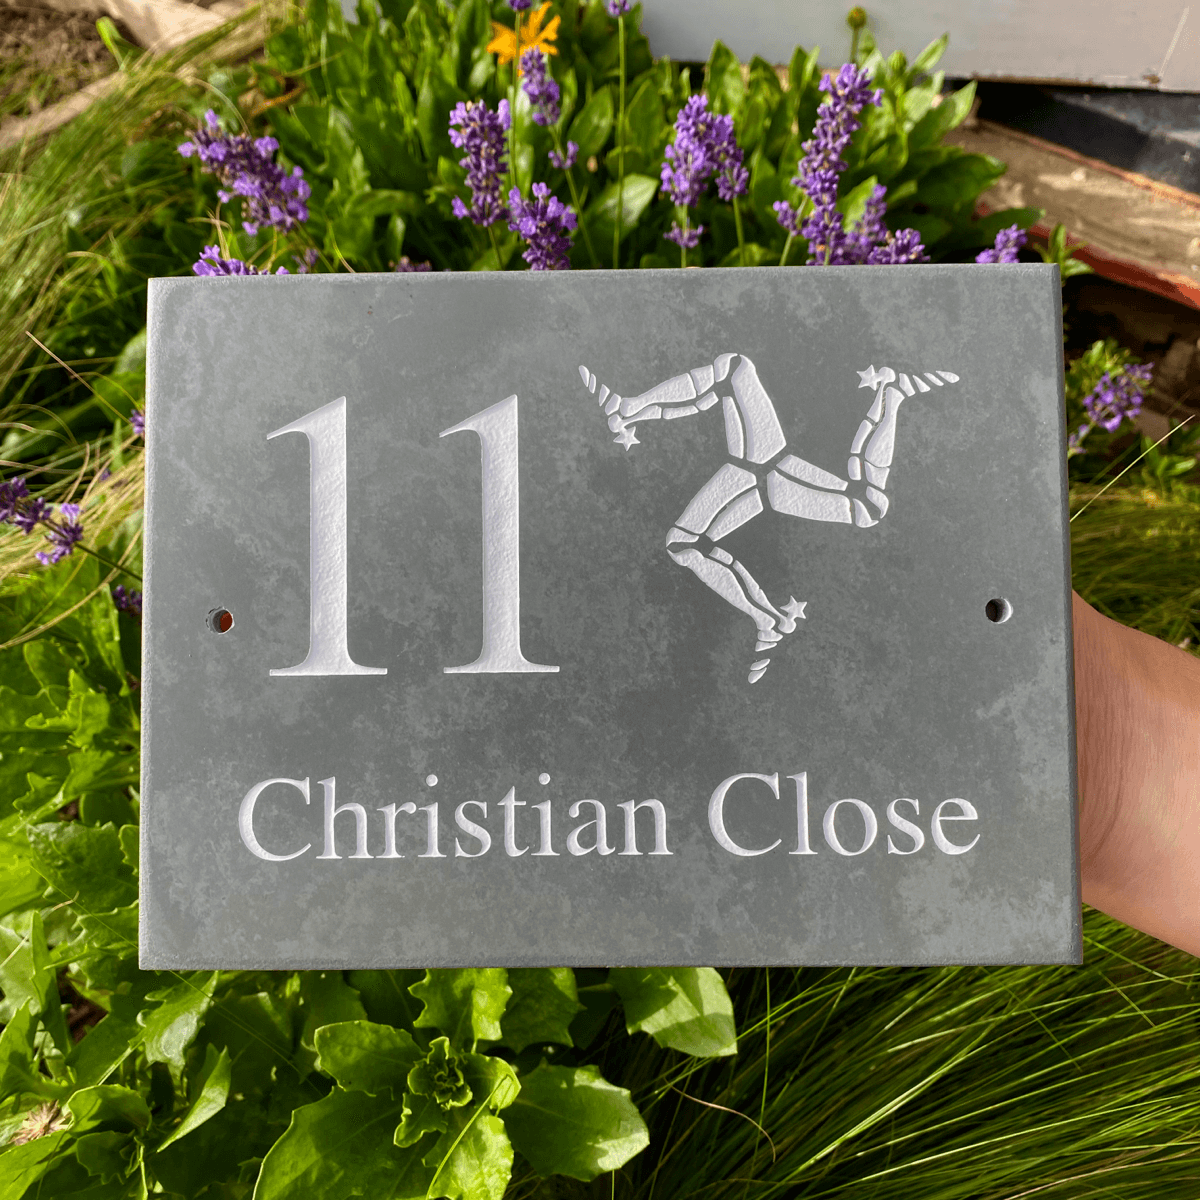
208 608 234 634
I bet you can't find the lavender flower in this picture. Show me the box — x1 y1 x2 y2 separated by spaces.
178 110 310 235
0 477 28 524
521 48 560 126
660 95 748 250
394 257 433 272
866 228 930 264
1085 365 1152 432
507 183 576 270
112 585 143 617
448 99 511 228
509 0 531 9
131 408 145 437
665 223 703 249
36 504 84 566
293 248 319 273
193 246 286 277
606 0 631 14
774 64 927 266
976 224 1027 264
0 480 85 565
549 141 578 170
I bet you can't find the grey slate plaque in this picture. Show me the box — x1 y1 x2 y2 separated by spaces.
142 265 1079 969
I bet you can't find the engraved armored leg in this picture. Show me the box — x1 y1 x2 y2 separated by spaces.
667 464 804 684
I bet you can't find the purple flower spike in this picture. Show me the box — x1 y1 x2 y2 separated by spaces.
660 94 748 250
178 110 310 235
1083 364 1152 433
507 183 576 270
509 0 531 9
449 99 511 228
36 503 84 566
606 0 632 14
130 408 145 437
192 246 280 276
665 222 703 249
112 585 143 617
0 477 29 524
549 140 578 171
976 223 1027 264
394 256 433 272
866 228 930 264
293 248 319 273
521 48 561 127
13 496 49 535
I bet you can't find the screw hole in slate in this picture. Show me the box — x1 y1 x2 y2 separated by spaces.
208 608 234 634
985 598 1012 624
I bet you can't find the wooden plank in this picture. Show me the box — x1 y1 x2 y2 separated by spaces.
945 118 1200 311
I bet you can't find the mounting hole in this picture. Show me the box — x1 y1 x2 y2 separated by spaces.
207 608 234 634
985 598 1012 624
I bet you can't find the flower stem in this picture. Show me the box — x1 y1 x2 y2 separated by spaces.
77 543 142 582
680 214 688 269
779 232 794 267
488 224 502 270
554 132 599 267
733 195 746 266
509 12 522 195
613 14 625 270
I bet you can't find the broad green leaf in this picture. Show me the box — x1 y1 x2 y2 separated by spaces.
347 968 424 1029
497 968 581 1053
909 32 949 79
140 971 217 1080
621 78 665 156
705 40 744 116
425 1111 512 1200
838 174 881 228
396 1087 449 1146
0 911 68 1050
908 81 976 152
299 971 368 1072
0 1003 50 1098
505 1063 649 1181
566 86 614 160
609 967 737 1057
585 174 658 244
23 638 79 691
67 994 143 1087
25 821 137 914
159 1045 231 1149
409 1037 473 1109
74 1131 133 1183
459 1053 519 1112
203 991 292 1097
0 1131 72 1200
412 969 511 1046
314 1020 422 1094
66 1084 151 1131
253 1086 424 1200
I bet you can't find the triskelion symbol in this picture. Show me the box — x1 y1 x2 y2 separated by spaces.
579 356 960 683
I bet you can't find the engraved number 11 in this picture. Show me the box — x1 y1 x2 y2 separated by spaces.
268 394 558 677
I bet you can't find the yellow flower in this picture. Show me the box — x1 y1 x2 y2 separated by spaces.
487 1 560 71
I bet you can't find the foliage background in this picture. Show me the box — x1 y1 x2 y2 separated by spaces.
3 2 1200 1198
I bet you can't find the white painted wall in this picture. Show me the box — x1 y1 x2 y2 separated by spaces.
640 0 1199 90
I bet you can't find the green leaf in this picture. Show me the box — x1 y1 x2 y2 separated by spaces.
609 967 737 1057
140 971 217 1080
497 968 582 1053
66 994 143 1088
253 1086 424 1200
396 1087 449 1146
908 81 976 152
409 1036 473 1109
74 1131 133 1183
159 1045 231 1149
0 911 68 1051
347 968 424 1029
585 174 658 245
314 1020 422 1094
705 40 745 116
66 1084 151 1131
25 822 137 914
0 1003 50 1098
909 32 949 79
425 1112 512 1200
0 1131 72 1200
412 969 511 1046
505 1063 649 1181
566 86 614 160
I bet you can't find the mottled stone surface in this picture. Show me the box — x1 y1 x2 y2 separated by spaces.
141 265 1079 968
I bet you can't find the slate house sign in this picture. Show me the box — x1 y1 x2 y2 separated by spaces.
141 265 1080 969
